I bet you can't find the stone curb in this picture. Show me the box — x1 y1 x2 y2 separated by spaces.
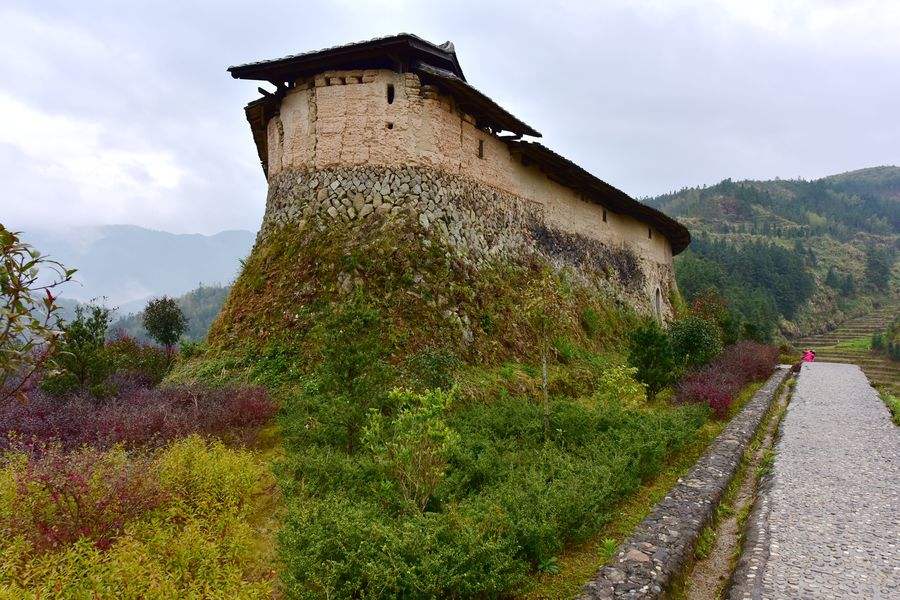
726 437 777 600
579 366 790 599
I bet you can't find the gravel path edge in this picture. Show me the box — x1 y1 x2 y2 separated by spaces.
579 366 790 599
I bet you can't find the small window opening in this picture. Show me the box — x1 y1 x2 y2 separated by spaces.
386 122 394 130
648 227 653 239
386 83 395 104
477 139 484 159
602 208 607 223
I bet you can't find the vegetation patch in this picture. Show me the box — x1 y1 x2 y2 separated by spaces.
521 380 764 599
879 390 900 425
166 222 733 598
0 436 277 598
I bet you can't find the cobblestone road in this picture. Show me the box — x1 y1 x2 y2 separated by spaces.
735 362 899 599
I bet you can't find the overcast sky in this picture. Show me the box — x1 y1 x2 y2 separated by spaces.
2 0 898 234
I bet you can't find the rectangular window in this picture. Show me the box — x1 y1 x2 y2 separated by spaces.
648 228 653 239
477 139 484 159
602 208 607 223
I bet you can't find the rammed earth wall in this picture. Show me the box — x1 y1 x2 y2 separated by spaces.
261 165 676 315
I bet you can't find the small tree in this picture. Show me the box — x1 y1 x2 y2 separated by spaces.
1 226 75 402
627 320 676 401
865 245 894 292
523 268 558 442
142 296 186 356
669 315 723 370
42 302 114 396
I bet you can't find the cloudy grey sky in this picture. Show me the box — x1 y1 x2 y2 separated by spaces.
2 0 898 234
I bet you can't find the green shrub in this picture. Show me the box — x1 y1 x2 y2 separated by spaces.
362 389 459 513
178 339 207 359
404 348 460 391
872 316 899 361
106 334 172 385
669 315 723 370
627 320 676 400
276 389 707 598
880 391 899 425
552 336 578 364
593 363 646 407
41 303 114 397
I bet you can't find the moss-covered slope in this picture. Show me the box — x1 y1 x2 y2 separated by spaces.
169 218 712 599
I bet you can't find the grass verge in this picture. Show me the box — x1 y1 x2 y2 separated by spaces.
668 371 792 600
520 380 765 599
879 389 900 425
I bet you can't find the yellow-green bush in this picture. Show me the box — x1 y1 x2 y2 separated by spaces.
0 436 276 599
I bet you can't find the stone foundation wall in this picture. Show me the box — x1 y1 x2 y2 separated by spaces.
261 164 676 318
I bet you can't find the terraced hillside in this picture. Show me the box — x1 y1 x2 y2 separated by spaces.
793 304 899 394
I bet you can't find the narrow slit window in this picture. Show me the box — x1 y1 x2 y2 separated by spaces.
602 208 607 223
477 139 484 159
386 83 395 104
654 288 662 320
648 228 653 239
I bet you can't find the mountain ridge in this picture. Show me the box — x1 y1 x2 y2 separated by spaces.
25 224 254 314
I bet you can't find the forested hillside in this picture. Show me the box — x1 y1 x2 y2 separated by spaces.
109 284 231 343
647 166 899 338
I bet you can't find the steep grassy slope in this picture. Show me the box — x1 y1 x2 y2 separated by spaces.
169 218 719 597
647 166 899 337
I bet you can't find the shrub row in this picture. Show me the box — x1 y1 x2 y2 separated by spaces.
0 381 276 453
675 341 779 418
276 387 708 598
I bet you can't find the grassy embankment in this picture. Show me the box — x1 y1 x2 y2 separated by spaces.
168 222 724 598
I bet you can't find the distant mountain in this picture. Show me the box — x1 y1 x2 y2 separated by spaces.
648 166 899 236
24 225 253 315
646 166 899 337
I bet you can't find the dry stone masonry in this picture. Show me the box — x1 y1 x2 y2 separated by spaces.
261 165 671 303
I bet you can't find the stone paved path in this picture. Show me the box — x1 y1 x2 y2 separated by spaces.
733 362 899 599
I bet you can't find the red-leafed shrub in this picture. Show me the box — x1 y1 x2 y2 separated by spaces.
106 333 172 386
716 341 779 382
677 371 734 419
0 384 277 453
675 342 777 418
4 445 164 552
